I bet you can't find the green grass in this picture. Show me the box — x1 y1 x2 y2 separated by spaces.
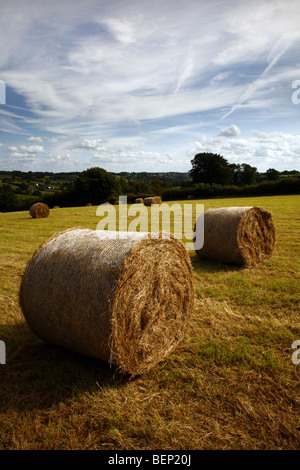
0 195 299 450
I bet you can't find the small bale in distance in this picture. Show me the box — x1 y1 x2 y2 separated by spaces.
135 198 144 204
29 203 50 219
114 200 123 205
19 228 194 377
86 203 92 206
144 196 162 206
194 206 275 267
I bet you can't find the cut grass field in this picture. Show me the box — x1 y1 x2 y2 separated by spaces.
0 194 299 450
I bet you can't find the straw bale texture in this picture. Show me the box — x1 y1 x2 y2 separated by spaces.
19 228 194 377
135 198 144 204
194 206 275 267
144 196 162 206
29 203 50 219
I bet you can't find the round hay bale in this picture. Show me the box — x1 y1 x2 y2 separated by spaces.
144 197 153 206
86 203 92 206
53 206 60 209
29 203 50 219
187 195 194 200
144 196 161 206
194 206 276 267
19 228 194 377
114 200 122 205
135 198 144 204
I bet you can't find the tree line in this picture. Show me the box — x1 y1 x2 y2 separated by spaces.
189 152 286 185
0 153 299 212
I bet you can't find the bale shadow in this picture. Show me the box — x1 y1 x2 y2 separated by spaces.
0 321 128 413
190 253 243 274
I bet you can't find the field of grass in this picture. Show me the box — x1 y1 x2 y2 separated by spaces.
0 195 299 450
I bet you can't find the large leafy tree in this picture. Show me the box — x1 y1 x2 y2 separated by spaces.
189 152 233 185
266 168 280 180
230 163 257 186
74 167 121 205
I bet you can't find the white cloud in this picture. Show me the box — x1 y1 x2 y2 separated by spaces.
70 139 107 151
27 136 43 143
187 130 300 171
20 145 45 153
219 125 241 137
0 0 300 172
104 18 137 44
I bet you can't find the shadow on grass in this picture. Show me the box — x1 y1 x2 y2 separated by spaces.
190 254 242 274
0 321 128 413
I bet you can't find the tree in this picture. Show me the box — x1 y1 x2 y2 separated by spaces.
230 163 257 186
240 163 257 185
74 167 121 205
266 168 279 180
189 153 233 185
0 184 19 211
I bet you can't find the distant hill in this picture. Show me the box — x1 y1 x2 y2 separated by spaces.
112 171 192 187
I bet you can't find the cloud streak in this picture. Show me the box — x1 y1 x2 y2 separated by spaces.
0 0 299 172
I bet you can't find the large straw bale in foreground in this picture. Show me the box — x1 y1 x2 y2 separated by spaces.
19 228 194 377
29 203 50 219
194 206 275 267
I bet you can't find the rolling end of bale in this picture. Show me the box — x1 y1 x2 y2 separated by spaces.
29 202 50 219
19 228 194 377
194 206 276 267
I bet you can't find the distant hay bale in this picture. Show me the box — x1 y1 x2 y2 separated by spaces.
187 195 194 200
135 198 144 204
144 196 162 206
114 200 122 205
53 206 60 209
194 206 275 267
144 197 153 206
19 228 194 377
29 203 50 219
86 203 92 206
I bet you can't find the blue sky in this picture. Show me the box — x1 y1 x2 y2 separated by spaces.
0 0 300 173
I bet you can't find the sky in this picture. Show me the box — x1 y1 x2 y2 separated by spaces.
0 0 300 173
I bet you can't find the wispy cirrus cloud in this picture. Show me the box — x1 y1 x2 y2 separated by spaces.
0 0 299 172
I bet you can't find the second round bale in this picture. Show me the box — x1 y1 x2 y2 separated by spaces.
194 206 276 266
